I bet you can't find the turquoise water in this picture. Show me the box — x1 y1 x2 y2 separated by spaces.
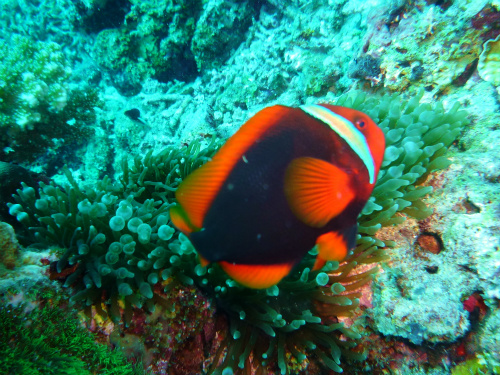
0 1 499 374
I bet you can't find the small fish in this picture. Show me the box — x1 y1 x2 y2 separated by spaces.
124 108 146 125
170 104 385 289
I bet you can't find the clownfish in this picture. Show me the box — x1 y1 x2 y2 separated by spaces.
170 104 385 289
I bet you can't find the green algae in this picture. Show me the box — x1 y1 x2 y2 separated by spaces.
451 354 500 375
0 304 142 375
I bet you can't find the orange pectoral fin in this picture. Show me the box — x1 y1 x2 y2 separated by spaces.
315 231 349 264
169 205 200 234
284 157 355 228
218 261 294 289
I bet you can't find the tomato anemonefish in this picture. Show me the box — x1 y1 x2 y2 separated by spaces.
170 104 385 289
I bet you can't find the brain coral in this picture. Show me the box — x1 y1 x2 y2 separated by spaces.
9 91 468 373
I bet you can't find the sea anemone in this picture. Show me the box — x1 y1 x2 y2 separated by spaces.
8 137 221 324
9 91 468 373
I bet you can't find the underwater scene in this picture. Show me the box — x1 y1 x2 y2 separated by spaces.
0 0 499 374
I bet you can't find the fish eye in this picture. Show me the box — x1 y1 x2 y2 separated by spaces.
356 119 366 128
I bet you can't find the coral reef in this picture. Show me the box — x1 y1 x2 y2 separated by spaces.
0 34 71 130
0 222 20 270
451 355 500 375
478 33 500 86
9 91 469 373
90 0 261 93
105 282 217 374
0 299 141 375
372 261 471 344
90 0 387 158
363 77 500 373
1 0 499 374
91 0 488 160
8 138 220 324
191 0 257 71
92 0 203 93
0 0 81 51
360 0 491 94
0 34 100 164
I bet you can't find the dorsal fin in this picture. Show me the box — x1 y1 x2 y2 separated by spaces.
175 106 290 229
284 157 355 228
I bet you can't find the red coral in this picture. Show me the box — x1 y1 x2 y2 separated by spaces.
463 293 487 315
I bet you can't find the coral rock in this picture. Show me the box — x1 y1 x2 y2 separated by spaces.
478 34 500 86
0 221 19 269
416 232 443 255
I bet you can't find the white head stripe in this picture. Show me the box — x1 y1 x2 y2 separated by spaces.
300 104 376 184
